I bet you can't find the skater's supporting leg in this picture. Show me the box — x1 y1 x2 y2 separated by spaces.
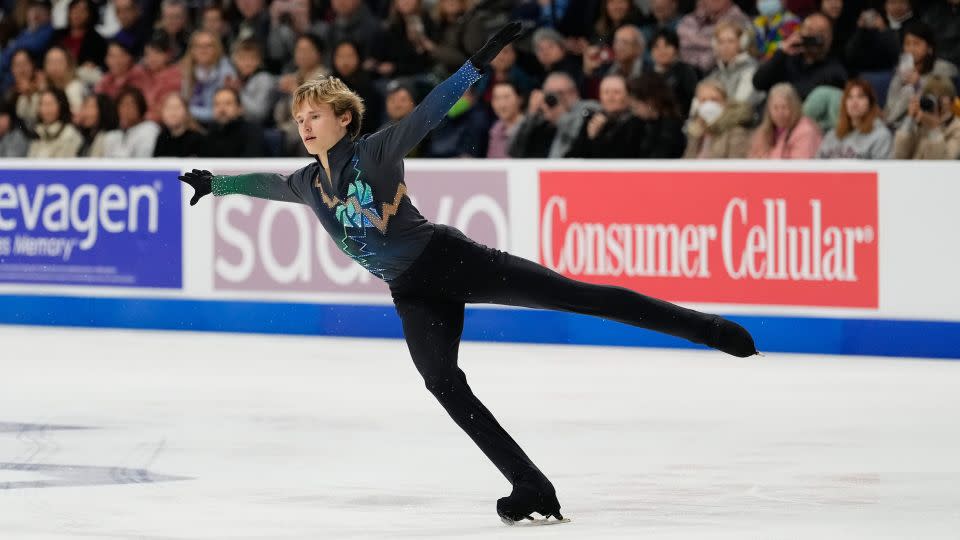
393 295 552 487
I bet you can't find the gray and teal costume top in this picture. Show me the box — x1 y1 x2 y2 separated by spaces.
211 61 483 281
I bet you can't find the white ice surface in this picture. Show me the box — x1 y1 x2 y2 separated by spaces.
0 325 958 539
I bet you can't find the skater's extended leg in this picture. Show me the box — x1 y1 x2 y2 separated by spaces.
392 294 557 494
398 226 756 357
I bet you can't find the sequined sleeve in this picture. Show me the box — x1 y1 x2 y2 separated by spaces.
364 61 482 164
211 172 306 204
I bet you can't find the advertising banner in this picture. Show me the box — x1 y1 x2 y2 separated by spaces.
0 169 182 288
213 168 510 293
539 170 878 308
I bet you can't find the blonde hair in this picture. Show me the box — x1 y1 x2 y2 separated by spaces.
182 30 225 98
750 82 802 157
292 75 366 140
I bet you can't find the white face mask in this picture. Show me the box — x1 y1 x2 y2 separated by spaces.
697 100 724 125
757 0 782 16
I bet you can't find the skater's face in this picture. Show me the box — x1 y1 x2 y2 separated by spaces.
295 101 350 153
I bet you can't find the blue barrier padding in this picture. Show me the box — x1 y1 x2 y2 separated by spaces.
0 295 958 359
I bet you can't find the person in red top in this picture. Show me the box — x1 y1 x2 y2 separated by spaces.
93 40 148 98
52 0 107 70
129 33 183 122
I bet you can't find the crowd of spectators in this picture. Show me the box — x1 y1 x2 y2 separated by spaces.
0 0 958 159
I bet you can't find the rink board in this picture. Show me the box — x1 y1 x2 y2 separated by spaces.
0 159 957 359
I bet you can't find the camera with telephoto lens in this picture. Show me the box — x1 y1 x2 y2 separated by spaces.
919 94 938 113
800 35 824 49
544 93 559 108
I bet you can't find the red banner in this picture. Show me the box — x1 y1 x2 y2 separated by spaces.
539 170 878 308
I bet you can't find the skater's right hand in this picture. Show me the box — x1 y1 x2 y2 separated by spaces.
178 169 213 206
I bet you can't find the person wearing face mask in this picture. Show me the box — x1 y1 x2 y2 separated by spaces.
752 12 847 100
682 78 753 158
893 74 960 158
816 78 893 159
565 73 645 158
754 0 801 61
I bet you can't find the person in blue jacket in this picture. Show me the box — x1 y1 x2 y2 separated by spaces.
179 21 759 525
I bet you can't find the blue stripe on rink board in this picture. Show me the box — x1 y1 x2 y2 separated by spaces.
0 294 958 360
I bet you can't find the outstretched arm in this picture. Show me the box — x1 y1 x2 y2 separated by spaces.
179 169 305 206
365 21 529 164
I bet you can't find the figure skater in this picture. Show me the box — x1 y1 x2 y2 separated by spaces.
178 21 759 526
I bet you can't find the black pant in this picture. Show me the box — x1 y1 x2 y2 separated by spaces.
388 224 724 488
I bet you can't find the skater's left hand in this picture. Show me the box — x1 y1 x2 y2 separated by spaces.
469 21 533 71
178 169 213 206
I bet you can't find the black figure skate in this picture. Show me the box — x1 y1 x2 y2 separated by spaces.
496 481 569 526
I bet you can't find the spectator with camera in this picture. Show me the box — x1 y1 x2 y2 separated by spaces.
510 71 601 157
628 72 687 157
706 20 763 108
566 73 645 158
817 78 893 158
683 78 752 158
677 0 751 75
748 82 822 158
893 74 960 158
753 12 847 100
884 21 958 128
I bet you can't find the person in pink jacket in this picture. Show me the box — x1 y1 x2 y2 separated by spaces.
748 81 822 158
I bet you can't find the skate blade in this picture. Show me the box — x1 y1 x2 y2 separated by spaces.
500 516 571 527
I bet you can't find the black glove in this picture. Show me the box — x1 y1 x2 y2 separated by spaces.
178 169 213 206
469 21 531 71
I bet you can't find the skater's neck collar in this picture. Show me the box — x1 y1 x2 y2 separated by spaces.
313 134 353 166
